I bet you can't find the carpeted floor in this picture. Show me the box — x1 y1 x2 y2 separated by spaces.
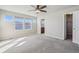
0 34 79 53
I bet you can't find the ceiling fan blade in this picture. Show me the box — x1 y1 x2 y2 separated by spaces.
39 5 47 9
40 10 47 12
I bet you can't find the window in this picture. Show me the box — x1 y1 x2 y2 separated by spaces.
4 15 13 22
15 17 24 30
4 15 33 30
24 18 32 30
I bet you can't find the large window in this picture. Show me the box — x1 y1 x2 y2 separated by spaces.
4 15 33 30
24 18 32 30
15 17 24 30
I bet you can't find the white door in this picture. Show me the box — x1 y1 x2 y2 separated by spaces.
73 11 79 44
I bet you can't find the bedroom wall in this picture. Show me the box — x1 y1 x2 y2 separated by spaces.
45 6 79 40
45 12 64 40
0 10 37 40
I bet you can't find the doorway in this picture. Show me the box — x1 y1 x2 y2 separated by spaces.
41 19 45 34
65 14 73 41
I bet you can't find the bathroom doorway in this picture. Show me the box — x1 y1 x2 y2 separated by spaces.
65 14 73 41
41 19 45 34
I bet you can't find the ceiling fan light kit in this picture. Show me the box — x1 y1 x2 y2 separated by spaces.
36 10 40 13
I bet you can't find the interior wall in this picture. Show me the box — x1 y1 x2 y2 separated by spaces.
45 6 79 40
0 10 37 40
45 12 64 39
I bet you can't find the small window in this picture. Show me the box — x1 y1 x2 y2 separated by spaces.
24 18 32 30
4 15 13 22
15 17 24 30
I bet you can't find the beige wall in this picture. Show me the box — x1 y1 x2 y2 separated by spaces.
0 10 37 40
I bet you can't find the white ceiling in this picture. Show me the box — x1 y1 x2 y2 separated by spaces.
0 5 78 16
0 5 36 16
47 5 77 12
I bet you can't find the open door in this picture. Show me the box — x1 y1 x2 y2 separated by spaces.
41 19 45 34
65 14 73 41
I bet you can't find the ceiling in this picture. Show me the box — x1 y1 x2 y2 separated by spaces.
47 5 77 13
0 5 78 16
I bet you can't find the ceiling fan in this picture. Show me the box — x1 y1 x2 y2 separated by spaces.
29 5 47 13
